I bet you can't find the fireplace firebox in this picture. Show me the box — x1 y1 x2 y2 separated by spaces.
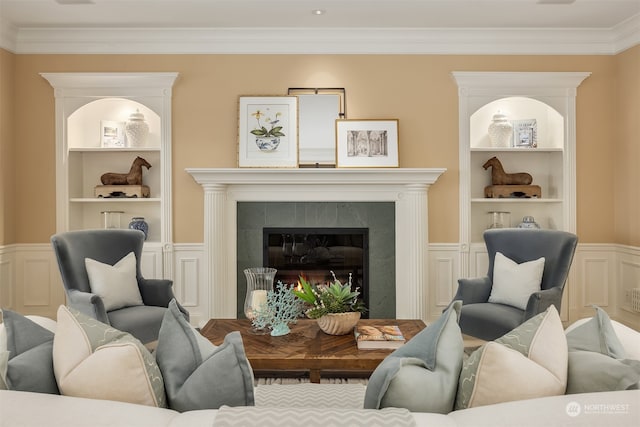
263 227 369 316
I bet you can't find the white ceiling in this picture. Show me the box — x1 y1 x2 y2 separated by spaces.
1 0 638 54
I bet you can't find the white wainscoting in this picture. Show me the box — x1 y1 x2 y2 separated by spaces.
1 243 638 329
0 244 15 311
614 245 640 327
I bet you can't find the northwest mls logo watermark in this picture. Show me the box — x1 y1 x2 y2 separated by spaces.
566 401 630 417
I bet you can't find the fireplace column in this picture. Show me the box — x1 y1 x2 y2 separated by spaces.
395 184 429 319
202 183 234 318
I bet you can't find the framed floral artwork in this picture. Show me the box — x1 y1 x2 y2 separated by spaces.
335 119 399 168
238 96 298 168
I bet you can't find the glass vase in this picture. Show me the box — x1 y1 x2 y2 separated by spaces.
243 267 277 334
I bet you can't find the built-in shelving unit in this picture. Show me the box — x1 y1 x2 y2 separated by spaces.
41 72 178 278
452 72 590 282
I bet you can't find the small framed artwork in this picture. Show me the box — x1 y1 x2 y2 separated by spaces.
336 119 399 168
238 96 298 168
512 119 537 148
100 120 126 148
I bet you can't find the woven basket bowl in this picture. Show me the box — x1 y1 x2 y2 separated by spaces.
316 312 361 335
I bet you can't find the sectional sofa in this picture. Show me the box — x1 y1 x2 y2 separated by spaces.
1 386 638 426
1 304 638 427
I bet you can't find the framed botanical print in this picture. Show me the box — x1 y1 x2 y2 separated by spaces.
238 96 298 167
336 119 399 168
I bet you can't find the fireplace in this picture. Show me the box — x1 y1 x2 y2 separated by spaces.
263 227 369 316
187 167 446 323
237 202 393 319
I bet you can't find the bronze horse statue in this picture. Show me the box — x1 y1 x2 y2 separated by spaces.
100 156 151 186
483 156 532 185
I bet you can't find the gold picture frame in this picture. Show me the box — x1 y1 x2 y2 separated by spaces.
335 119 399 168
238 96 298 168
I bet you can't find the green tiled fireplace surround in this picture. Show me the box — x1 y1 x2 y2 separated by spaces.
237 202 396 319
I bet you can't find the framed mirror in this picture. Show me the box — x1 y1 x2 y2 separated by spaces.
288 88 346 167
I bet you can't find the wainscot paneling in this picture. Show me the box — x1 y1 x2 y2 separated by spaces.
13 244 64 318
571 244 617 321
1 243 638 329
428 243 459 324
0 245 15 309
172 243 208 328
616 245 640 329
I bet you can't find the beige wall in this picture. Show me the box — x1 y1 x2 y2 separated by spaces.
4 52 636 245
614 45 640 246
0 49 15 245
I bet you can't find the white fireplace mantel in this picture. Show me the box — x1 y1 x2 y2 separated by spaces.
186 168 446 321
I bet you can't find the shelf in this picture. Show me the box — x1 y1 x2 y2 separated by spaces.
471 147 562 152
471 198 563 203
43 72 178 280
69 147 161 152
70 198 161 203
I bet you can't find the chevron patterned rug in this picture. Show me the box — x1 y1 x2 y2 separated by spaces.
214 406 415 427
255 383 367 409
254 377 368 386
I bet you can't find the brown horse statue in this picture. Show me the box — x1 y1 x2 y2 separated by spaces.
483 156 532 185
100 156 151 186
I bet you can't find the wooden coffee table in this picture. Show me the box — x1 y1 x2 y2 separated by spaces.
200 318 426 383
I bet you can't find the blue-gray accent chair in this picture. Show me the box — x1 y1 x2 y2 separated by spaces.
51 229 189 345
452 228 578 341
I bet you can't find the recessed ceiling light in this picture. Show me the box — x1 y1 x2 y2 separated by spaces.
312 9 326 16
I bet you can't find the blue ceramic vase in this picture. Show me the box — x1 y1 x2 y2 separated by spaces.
129 217 149 240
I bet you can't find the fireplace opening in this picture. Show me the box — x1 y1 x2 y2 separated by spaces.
263 227 369 317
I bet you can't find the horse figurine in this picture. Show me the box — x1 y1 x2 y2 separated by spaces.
100 156 151 186
483 156 532 185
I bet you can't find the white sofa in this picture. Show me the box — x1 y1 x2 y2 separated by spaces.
2 312 638 427
1 387 638 427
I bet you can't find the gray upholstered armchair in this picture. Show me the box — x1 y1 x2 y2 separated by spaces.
51 229 189 345
452 228 578 341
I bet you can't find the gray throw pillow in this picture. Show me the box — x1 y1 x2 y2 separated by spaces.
2 309 59 394
565 306 627 358
566 351 640 394
363 300 463 413
156 299 255 412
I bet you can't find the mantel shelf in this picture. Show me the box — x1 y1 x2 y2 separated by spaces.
70 198 161 203
186 167 447 186
69 147 161 152
470 147 563 152
471 198 563 203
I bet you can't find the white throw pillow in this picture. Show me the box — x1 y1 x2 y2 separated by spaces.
53 305 166 407
85 252 143 311
455 305 567 409
488 252 545 310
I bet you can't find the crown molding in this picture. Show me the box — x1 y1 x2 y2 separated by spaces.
2 23 638 55
612 14 640 54
0 18 17 53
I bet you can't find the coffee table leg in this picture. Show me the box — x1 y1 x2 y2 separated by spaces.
309 369 321 384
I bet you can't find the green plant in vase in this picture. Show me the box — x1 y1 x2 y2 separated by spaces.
293 272 367 335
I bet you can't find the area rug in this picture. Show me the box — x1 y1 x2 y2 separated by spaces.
254 377 369 386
